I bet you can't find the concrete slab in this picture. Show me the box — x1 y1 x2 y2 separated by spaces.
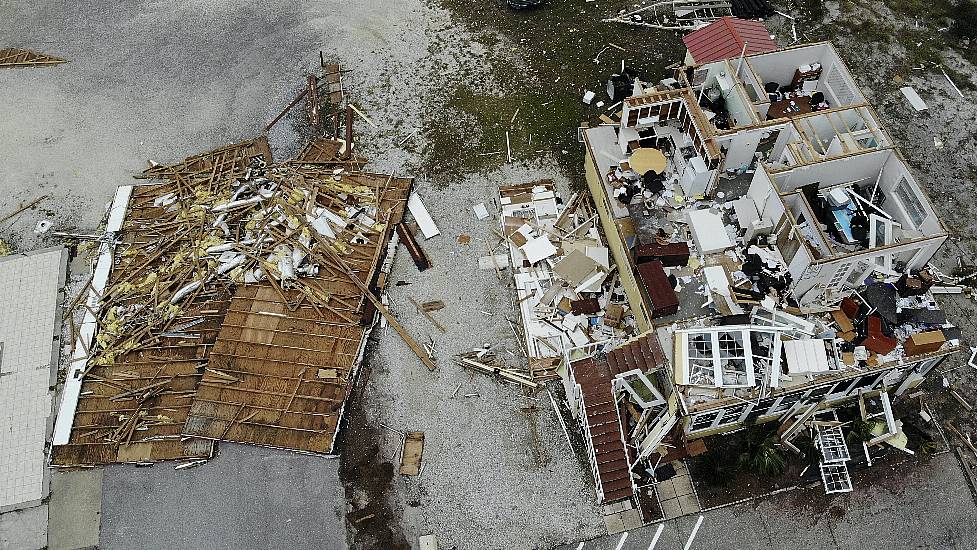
677 493 700 515
0 248 67 512
657 480 677 500
672 475 694 497
602 513 625 535
47 469 102 550
660 497 683 520
99 443 347 550
0 503 47 550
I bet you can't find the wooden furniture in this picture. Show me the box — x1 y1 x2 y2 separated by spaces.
791 66 822 88
636 259 679 318
634 242 690 268
904 330 946 356
767 97 813 120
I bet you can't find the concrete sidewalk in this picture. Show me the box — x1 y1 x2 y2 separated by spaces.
560 453 977 550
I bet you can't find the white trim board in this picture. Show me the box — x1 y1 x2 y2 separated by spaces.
52 185 132 446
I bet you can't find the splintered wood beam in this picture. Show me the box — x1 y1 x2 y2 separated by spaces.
307 75 320 126
265 87 310 132
408 296 446 333
319 245 437 371
0 48 66 67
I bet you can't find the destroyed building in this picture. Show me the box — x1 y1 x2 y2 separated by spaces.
50 133 421 465
563 39 961 514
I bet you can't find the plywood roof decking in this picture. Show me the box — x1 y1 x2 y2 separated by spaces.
182 285 361 453
53 137 412 465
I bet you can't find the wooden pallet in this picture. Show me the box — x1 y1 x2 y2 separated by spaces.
0 48 66 68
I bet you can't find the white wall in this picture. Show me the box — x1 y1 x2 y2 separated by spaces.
877 153 941 235
748 169 784 222
723 130 763 170
772 149 887 193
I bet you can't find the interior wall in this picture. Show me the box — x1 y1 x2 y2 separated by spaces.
771 124 800 161
772 149 887 192
747 168 782 221
726 86 756 127
747 44 830 87
877 153 941 234
723 130 763 170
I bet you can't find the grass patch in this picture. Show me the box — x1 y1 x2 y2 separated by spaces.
422 0 684 185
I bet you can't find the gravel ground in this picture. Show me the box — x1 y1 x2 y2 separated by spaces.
357 162 605 550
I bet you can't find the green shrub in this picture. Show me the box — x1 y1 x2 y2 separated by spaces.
737 427 787 477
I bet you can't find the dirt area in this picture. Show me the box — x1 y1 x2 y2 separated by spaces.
337 346 410 550
418 0 688 183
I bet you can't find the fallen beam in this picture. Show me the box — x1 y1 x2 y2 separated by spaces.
396 223 432 271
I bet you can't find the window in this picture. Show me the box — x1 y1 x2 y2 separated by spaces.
825 65 854 105
715 402 753 427
689 410 721 431
894 176 926 228
827 261 852 291
766 392 801 416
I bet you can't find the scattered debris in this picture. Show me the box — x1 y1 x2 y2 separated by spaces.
409 296 446 333
900 86 928 111
51 89 435 464
0 48 66 68
0 194 48 225
34 219 53 234
454 352 539 388
473 202 490 220
408 192 441 239
941 67 965 99
397 222 433 271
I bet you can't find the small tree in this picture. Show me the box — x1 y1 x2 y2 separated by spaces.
737 427 787 477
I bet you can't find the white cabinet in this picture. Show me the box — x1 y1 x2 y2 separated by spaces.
680 156 711 196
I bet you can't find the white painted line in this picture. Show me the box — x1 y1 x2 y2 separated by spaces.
683 515 705 550
648 524 665 550
575 543 584 550
613 532 628 550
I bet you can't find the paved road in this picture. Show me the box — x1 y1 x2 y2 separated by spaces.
560 453 977 550
99 443 347 550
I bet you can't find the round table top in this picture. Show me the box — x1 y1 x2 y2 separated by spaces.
629 147 667 175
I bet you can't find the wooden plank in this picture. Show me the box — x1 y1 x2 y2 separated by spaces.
399 431 425 475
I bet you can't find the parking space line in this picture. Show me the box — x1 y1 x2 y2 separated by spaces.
647 524 665 550
683 515 704 550
613 532 628 550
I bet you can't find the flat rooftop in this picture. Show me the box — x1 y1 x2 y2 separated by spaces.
0 247 66 512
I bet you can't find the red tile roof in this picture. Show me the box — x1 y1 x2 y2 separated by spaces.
571 333 667 504
682 17 778 64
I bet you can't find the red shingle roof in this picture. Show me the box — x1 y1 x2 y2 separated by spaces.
682 17 778 65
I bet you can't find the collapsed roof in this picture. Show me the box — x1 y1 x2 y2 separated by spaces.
52 137 412 465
